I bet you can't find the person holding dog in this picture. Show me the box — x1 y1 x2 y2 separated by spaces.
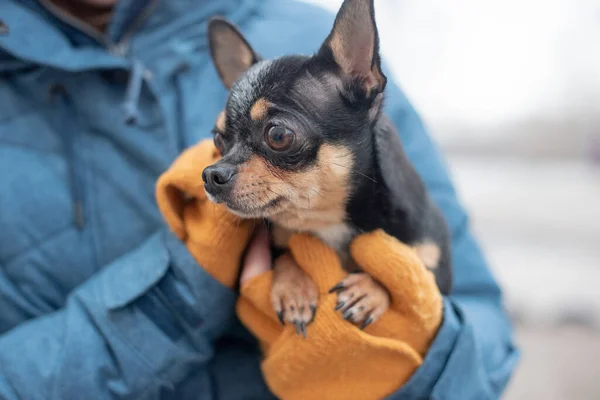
0 0 518 399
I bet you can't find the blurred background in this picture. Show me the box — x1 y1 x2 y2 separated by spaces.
302 0 600 398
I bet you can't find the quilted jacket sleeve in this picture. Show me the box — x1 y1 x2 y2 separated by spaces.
0 229 234 399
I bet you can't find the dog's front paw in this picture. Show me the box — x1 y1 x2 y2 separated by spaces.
271 252 318 338
329 273 391 329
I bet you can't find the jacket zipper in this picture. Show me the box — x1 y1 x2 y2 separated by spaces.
49 83 86 230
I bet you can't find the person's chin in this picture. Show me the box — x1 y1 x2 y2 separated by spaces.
81 0 119 7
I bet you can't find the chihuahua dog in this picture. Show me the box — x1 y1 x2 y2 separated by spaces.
203 0 452 335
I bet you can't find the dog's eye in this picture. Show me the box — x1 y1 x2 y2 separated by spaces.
265 125 294 151
214 132 226 155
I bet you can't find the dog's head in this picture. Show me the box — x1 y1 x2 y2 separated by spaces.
203 0 386 232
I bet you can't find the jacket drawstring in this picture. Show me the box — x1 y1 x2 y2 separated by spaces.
173 62 191 151
123 59 145 125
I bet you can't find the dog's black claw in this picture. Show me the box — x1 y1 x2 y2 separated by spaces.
309 305 317 322
328 282 345 293
277 311 285 326
295 321 301 335
360 317 373 330
300 322 307 339
343 311 354 321
334 301 345 311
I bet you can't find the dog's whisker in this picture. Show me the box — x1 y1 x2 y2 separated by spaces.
331 162 377 183
266 187 285 198
304 186 326 201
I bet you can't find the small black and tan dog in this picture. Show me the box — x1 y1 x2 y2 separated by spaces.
203 0 451 334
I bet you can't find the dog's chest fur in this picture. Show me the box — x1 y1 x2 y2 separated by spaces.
272 222 358 270
313 223 355 252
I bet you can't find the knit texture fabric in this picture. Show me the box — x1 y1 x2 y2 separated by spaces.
238 231 443 400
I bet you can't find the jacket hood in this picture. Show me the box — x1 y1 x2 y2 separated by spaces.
0 0 255 73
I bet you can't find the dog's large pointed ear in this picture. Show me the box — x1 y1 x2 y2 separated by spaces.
208 18 261 89
318 0 387 95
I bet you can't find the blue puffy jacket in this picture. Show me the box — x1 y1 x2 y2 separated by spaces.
0 0 518 398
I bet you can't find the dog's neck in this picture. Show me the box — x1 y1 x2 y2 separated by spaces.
346 115 429 245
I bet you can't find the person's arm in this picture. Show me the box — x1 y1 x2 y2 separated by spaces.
0 140 255 399
383 81 519 399
0 228 234 399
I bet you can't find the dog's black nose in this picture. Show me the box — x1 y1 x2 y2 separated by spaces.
202 164 237 195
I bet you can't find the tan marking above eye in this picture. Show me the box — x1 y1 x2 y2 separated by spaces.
215 111 226 132
250 98 271 121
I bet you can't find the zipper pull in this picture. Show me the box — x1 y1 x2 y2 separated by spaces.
73 201 85 231
0 20 8 36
